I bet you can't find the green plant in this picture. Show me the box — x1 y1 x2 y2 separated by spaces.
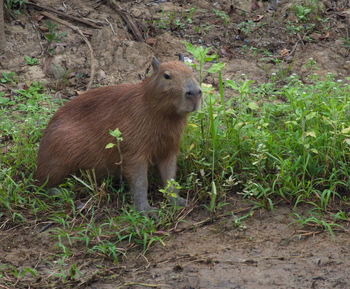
203 181 227 213
159 179 181 200
237 20 256 35
24 56 39 65
181 48 350 221
293 213 343 236
232 211 253 230
212 9 230 25
4 0 26 16
0 71 16 84
44 21 67 55
184 42 224 84
153 9 196 31
185 7 196 24
293 4 312 22
342 37 350 56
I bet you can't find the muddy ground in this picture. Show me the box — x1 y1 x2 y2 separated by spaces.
1 0 350 288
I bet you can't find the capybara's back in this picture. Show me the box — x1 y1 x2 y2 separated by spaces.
35 56 202 196
35 85 133 187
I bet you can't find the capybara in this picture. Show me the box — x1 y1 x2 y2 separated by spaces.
35 55 202 213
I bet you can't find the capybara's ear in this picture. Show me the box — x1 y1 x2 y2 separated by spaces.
178 53 185 62
152 56 160 73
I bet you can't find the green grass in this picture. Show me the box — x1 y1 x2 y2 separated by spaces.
181 72 350 211
1 46 350 286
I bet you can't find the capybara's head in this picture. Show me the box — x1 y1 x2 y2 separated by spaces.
149 56 202 114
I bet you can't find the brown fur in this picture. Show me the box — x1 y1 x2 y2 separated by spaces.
35 59 201 197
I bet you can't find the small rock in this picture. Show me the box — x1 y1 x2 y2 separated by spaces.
24 66 47 83
96 69 106 82
145 37 157 46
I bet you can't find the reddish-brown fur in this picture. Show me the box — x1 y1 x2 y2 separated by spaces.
35 57 201 211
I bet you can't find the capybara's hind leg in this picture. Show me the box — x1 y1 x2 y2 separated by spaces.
34 163 68 188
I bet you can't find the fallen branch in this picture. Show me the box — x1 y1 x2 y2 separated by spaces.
116 282 167 289
289 39 301 57
107 0 144 42
171 206 255 233
27 2 102 29
41 11 96 90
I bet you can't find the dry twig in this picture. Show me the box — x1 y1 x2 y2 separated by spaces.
116 282 168 288
107 0 144 42
27 2 102 29
171 206 254 233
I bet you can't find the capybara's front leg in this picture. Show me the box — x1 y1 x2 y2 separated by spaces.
126 161 155 213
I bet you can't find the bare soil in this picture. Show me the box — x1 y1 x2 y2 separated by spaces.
1 0 350 288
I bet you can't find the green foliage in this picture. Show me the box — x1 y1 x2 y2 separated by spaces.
153 8 197 31
159 179 181 200
293 4 312 22
0 82 62 222
184 42 223 84
292 0 323 22
212 9 230 25
342 37 350 53
237 20 257 35
105 128 123 150
0 71 16 84
24 56 39 66
4 0 26 16
293 212 343 236
183 44 350 221
44 21 67 55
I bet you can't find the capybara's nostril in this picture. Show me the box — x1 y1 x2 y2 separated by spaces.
185 90 195 99
186 89 201 99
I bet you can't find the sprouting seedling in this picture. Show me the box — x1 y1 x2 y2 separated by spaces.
106 128 123 164
212 9 230 25
185 42 216 84
106 128 123 181
44 20 67 55
159 179 181 201
185 42 225 83
0 71 16 84
24 56 39 66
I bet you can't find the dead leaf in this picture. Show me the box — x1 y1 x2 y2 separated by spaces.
34 14 45 22
279 48 290 57
320 32 330 40
252 15 264 22
310 33 321 40
145 37 157 46
38 26 49 32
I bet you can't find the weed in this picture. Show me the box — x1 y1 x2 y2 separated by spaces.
232 211 253 230
183 44 350 220
342 37 350 56
184 42 223 84
292 0 324 22
0 71 16 84
293 212 343 236
4 0 26 16
43 21 67 55
153 8 197 31
212 9 230 25
24 56 39 65
293 4 312 22
237 20 256 35
159 179 181 200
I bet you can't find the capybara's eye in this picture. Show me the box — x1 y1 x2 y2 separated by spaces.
164 73 171 79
